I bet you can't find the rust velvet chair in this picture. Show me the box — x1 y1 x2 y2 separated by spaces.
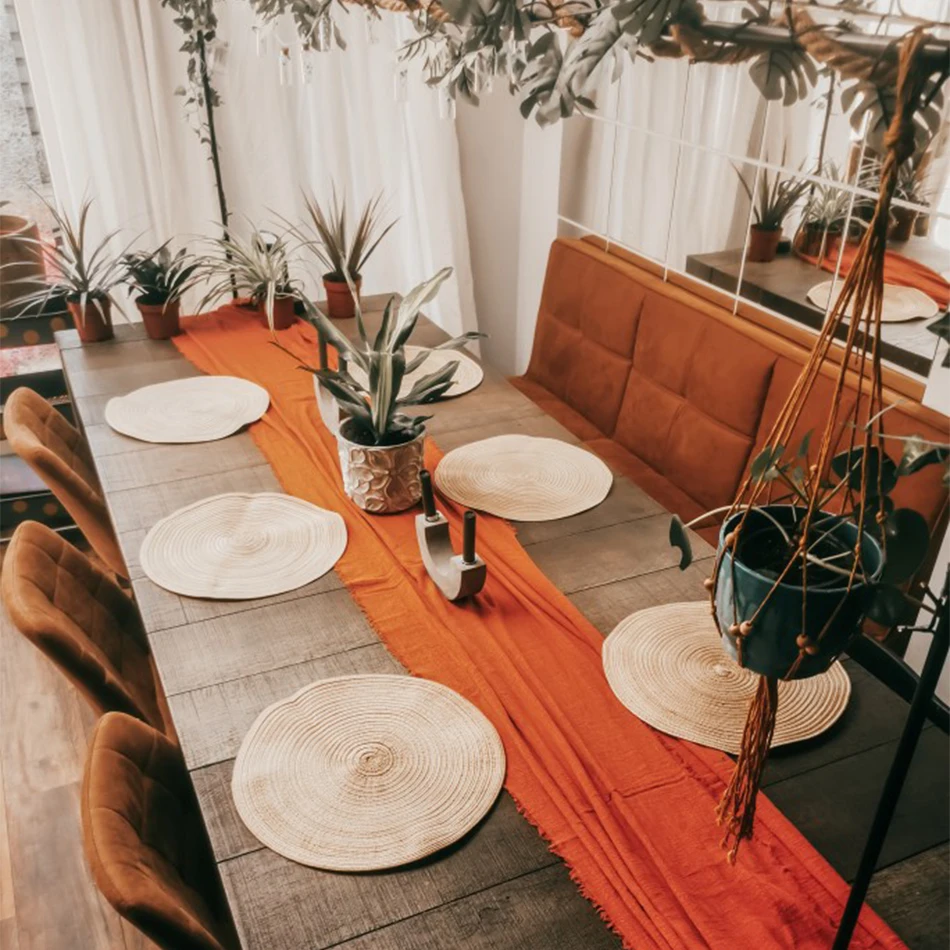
4 386 127 577
82 712 240 950
1 520 171 735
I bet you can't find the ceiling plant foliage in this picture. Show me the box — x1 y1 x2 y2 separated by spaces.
245 0 947 132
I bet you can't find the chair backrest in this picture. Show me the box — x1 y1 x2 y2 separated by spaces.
2 521 167 732
526 238 949 531
4 386 126 577
82 712 239 950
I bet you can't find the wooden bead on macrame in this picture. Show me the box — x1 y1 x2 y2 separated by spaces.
796 633 810 649
703 576 715 591
724 531 737 548
738 621 753 638
729 623 741 636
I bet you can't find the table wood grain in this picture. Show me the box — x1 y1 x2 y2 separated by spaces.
55 305 947 950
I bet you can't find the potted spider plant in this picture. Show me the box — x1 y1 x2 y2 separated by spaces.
795 162 869 260
193 227 300 330
122 243 198 340
734 164 810 263
288 267 481 513
4 197 131 343
669 426 946 679
297 191 396 320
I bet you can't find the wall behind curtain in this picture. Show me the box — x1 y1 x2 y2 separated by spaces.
14 0 477 335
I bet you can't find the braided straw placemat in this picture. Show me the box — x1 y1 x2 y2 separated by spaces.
807 280 939 323
348 345 484 399
232 674 506 871
105 375 270 443
139 492 346 599
434 435 613 521
603 602 851 754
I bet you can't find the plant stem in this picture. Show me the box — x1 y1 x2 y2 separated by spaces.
196 31 234 297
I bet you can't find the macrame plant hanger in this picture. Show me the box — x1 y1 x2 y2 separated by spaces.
707 28 940 862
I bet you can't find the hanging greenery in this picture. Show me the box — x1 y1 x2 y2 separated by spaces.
162 0 232 236
247 0 948 139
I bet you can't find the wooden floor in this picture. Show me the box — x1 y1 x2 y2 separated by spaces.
0 539 946 949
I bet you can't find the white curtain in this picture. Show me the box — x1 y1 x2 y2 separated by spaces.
14 0 477 335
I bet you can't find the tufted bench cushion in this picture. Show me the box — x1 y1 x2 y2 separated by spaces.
512 239 949 547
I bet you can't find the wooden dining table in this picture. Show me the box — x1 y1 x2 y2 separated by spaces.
55 297 948 950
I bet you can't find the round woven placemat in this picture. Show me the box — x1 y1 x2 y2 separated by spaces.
434 435 613 521
348 345 483 400
105 375 270 443
602 601 851 754
139 492 346 599
232 674 506 871
808 280 939 323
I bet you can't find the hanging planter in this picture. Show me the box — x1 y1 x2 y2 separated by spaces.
714 506 883 679
67 295 114 343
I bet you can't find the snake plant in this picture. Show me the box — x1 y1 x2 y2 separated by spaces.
297 268 484 446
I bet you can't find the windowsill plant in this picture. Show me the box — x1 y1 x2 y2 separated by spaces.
5 197 131 344
733 162 810 263
296 192 396 320
193 226 301 331
123 243 198 340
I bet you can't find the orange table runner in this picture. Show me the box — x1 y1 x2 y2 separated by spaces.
175 307 904 950
800 243 949 309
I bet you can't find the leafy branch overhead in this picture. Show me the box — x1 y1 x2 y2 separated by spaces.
247 0 948 129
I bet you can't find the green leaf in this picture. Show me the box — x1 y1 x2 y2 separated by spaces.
749 46 818 106
897 435 950 476
669 515 693 570
830 446 898 498
750 444 785 481
879 508 930 585
865 584 908 627
797 429 813 459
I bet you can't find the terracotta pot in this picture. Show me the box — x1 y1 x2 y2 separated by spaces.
66 296 114 343
795 225 842 263
746 226 781 263
137 297 181 340
336 419 425 514
0 215 45 317
258 294 297 331
323 275 362 320
714 506 883 680
889 206 918 243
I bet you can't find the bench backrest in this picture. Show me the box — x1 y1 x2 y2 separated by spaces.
526 238 948 530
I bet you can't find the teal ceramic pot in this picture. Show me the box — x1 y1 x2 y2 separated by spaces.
715 506 883 679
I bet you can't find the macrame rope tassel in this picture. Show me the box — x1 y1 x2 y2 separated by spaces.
717 676 779 862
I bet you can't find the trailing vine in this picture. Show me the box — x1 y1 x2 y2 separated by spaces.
249 0 948 138
161 0 231 236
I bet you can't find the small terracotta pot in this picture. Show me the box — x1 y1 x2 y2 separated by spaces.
137 297 181 340
67 296 114 343
258 295 297 331
889 206 918 243
336 419 425 514
323 275 362 320
746 226 781 263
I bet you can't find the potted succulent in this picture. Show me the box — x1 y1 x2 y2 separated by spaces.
296 192 396 320
734 164 810 263
122 243 198 340
288 267 481 513
193 226 300 330
4 197 130 343
669 425 947 679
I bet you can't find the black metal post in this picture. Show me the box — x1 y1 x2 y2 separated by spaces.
832 601 949 949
